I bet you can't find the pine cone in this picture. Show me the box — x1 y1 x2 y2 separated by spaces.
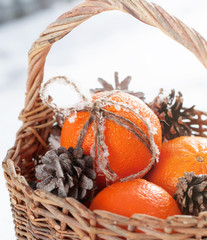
149 89 195 141
91 72 145 100
35 146 96 201
174 172 207 216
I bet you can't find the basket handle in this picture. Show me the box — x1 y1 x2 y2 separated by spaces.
26 0 207 112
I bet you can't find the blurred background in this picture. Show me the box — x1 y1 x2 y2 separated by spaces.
0 0 63 24
1 0 207 239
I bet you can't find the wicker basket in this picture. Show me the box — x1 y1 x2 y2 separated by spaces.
3 0 207 239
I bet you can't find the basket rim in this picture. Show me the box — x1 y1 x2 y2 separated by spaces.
3 152 207 239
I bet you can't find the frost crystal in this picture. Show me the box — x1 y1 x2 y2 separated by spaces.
150 144 160 164
154 144 160 163
90 144 95 159
123 108 129 112
101 140 109 158
146 118 157 135
151 124 158 135
115 104 121 111
75 100 90 111
145 118 160 163
68 112 77 123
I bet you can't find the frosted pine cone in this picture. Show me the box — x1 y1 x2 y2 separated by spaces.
149 89 195 141
35 146 96 201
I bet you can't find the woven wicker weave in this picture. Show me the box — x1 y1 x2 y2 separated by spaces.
3 0 207 239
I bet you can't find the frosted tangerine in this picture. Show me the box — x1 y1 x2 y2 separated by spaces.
61 91 162 188
146 136 207 196
90 179 181 219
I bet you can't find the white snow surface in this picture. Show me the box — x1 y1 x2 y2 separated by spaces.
1 0 207 239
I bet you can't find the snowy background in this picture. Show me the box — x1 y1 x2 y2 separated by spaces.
1 0 207 239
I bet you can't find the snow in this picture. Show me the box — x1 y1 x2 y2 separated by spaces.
1 0 207 239
146 117 158 135
114 103 121 111
68 112 77 123
90 144 95 158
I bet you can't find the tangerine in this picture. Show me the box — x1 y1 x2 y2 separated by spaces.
61 91 162 188
146 136 207 196
90 179 181 219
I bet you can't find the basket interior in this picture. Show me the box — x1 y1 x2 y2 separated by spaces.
15 101 207 183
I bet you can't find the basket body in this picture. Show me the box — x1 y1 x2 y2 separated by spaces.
3 110 207 240
3 0 207 239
